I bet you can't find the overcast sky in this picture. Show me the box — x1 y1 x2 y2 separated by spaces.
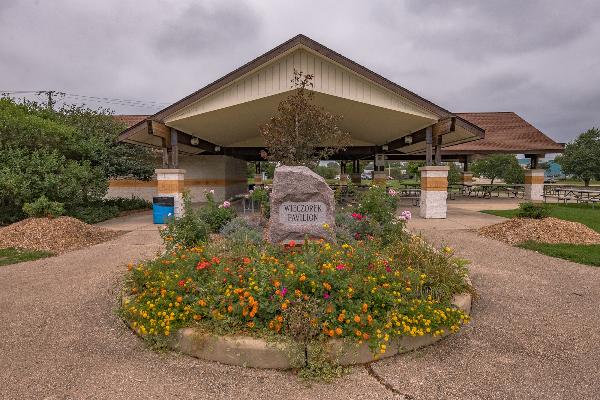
1 0 599 143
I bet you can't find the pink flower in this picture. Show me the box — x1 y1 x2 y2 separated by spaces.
222 201 231 208
385 266 392 273
388 188 398 197
401 210 412 221
209 189 215 194
336 264 345 270
323 293 330 299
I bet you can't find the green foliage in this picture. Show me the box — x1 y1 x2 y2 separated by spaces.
315 163 339 180
356 186 398 225
471 154 524 184
447 162 461 185
555 128 600 186
0 97 156 222
22 196 64 218
260 70 351 167
517 202 550 219
220 217 263 246
406 161 425 179
198 191 237 233
0 248 54 266
64 197 151 224
160 193 211 250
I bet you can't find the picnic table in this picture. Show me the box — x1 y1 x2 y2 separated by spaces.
547 188 600 206
462 184 524 199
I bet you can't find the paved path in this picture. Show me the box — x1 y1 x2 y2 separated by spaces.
1 202 599 399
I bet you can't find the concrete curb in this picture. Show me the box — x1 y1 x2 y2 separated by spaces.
170 292 472 369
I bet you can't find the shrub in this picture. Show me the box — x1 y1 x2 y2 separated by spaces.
64 197 151 224
22 196 65 218
356 186 398 225
160 194 211 250
198 191 237 233
517 202 550 219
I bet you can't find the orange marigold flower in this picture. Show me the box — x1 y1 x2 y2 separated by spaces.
328 329 335 337
323 282 332 291
176 296 183 304
299 274 306 282
274 280 281 288
335 327 343 336
197 299 207 307
228 305 233 313
193 314 201 321
362 303 368 313
362 333 370 340
211 256 221 264
354 315 361 323
355 330 362 337
281 302 288 310
242 257 251 264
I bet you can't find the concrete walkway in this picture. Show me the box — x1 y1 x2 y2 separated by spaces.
1 200 599 399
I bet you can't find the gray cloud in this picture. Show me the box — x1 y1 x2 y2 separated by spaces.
0 0 598 145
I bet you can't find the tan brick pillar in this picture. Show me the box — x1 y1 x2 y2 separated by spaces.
254 174 263 185
461 171 473 185
372 171 387 185
524 169 544 202
339 174 349 185
419 166 449 219
156 168 186 217
350 173 361 184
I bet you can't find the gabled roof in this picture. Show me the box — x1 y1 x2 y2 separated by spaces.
444 112 564 154
119 34 474 142
113 114 148 128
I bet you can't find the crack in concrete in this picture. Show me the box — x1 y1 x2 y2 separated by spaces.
365 363 414 399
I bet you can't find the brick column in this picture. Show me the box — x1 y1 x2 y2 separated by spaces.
155 168 186 217
461 171 473 185
350 173 361 184
524 169 545 202
372 171 387 185
419 166 449 219
254 174 263 185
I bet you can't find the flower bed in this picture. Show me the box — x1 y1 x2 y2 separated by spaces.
120 186 473 374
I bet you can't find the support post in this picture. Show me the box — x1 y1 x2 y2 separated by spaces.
434 134 442 165
524 169 545 202
425 126 433 166
339 161 348 185
161 137 169 168
254 162 263 186
350 159 361 184
419 166 449 219
170 128 179 168
373 154 387 185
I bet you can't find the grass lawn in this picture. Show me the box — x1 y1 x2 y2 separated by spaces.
482 203 600 266
481 203 600 233
0 248 54 266
518 242 600 267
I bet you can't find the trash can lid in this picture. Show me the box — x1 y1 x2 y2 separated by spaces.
153 196 175 206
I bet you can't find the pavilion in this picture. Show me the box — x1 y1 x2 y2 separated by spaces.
115 34 563 218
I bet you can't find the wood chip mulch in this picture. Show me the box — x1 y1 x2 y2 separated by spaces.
0 217 125 254
478 217 600 245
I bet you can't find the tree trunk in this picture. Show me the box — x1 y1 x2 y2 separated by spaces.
584 178 590 187
491 177 495 184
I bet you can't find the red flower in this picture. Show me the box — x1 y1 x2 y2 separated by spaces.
242 257 251 264
178 280 186 287
196 261 210 270
211 256 221 264
288 240 296 247
336 264 345 270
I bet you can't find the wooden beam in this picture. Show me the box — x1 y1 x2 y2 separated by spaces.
388 117 456 151
148 120 219 153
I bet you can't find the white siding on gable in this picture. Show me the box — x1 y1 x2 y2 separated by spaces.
166 47 438 123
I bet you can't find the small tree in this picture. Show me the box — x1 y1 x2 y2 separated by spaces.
555 128 600 186
260 70 351 167
471 154 524 184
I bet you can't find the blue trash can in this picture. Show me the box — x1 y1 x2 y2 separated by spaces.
153 196 175 224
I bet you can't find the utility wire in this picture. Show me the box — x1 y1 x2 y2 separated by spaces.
1 90 172 109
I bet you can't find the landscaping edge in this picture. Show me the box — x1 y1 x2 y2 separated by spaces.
170 292 472 369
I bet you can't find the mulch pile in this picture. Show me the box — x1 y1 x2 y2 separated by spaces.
478 217 600 245
0 217 124 254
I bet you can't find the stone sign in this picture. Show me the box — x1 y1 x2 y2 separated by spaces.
279 202 327 224
267 166 335 244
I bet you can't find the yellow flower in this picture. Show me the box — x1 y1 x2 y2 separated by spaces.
322 223 330 229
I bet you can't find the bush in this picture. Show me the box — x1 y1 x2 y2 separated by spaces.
517 202 550 219
198 191 237 233
22 196 65 218
160 194 211 250
64 197 151 224
356 186 398 225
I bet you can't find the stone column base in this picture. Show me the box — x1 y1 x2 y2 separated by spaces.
524 169 545 202
372 171 387 185
156 168 186 218
254 174 263 186
461 171 473 185
419 166 449 219
339 174 349 185
350 173 361 184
